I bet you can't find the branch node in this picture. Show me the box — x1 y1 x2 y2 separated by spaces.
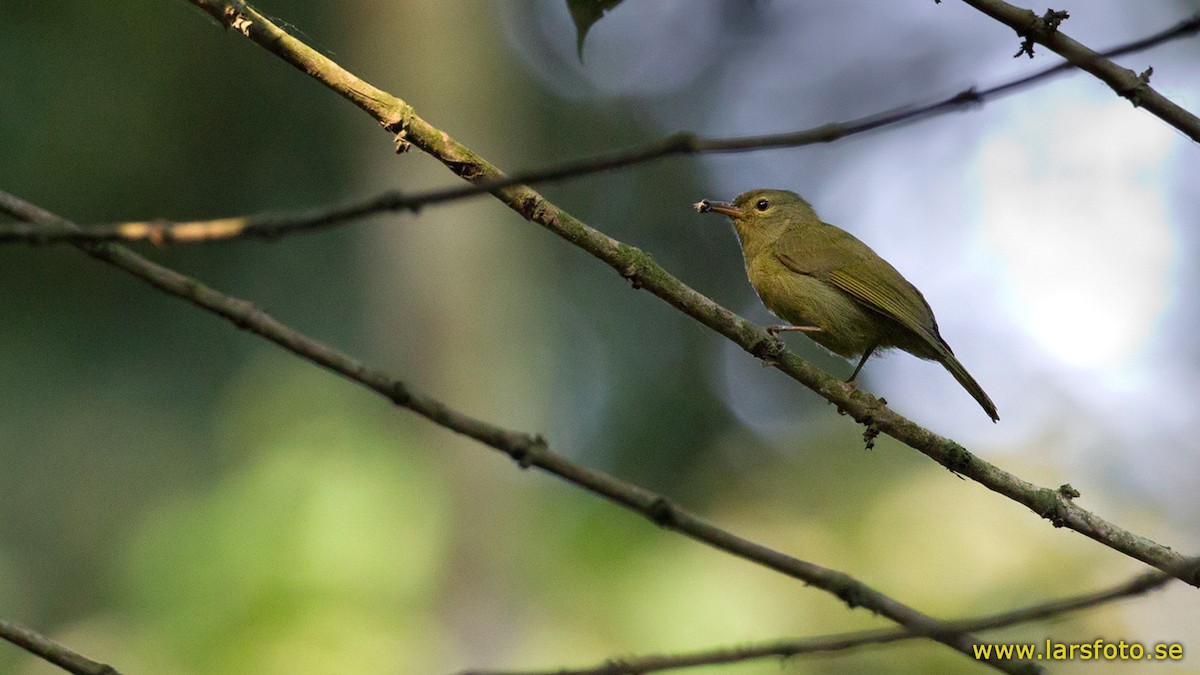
516 194 559 226
861 417 880 451
666 131 700 153
943 444 973 476
1057 483 1081 500
449 160 484 182
393 129 411 154
619 260 644 289
146 220 170 246
509 433 547 469
387 380 412 406
222 4 254 38
646 497 678 527
949 86 982 106
750 333 785 363
1120 67 1155 107
380 190 419 215
1035 488 1069 528
1042 9 1070 32
227 299 259 330
513 448 532 469
1013 9 1070 58
833 577 867 609
385 103 415 153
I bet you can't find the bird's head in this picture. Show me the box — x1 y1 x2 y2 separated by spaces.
694 189 815 251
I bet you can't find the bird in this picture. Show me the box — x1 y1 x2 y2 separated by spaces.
695 188 998 422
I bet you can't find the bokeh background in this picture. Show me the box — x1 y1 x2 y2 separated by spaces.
2 0 1199 673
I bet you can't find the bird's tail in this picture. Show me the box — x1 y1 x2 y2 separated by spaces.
940 351 999 422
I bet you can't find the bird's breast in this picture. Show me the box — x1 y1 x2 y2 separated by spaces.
746 255 886 359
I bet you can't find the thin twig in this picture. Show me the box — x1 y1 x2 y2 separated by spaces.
463 570 1170 674
0 193 404 244
959 0 1200 141
1 11 1197 246
0 619 121 675
0 191 1036 675
178 0 1200 589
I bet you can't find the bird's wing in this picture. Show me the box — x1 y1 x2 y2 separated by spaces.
775 226 996 420
828 268 939 341
777 249 946 352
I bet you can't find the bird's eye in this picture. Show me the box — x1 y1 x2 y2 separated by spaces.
755 199 770 211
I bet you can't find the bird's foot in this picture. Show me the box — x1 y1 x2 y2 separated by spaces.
757 326 820 367
760 335 785 367
839 379 859 396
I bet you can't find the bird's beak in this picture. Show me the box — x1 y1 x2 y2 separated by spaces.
693 199 741 219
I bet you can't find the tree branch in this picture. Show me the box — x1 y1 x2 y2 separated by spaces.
0 618 121 675
0 191 1036 675
173 0 1200 588
958 0 1200 141
465 570 1169 674
0 192 408 245
1 11 1196 246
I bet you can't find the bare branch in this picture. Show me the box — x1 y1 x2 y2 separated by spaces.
1 11 1196 246
463 570 1169 674
0 191 414 245
959 0 1200 140
0 619 121 675
0 191 1036 675
171 0 1200 588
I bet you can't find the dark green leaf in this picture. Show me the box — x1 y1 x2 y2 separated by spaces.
567 0 626 62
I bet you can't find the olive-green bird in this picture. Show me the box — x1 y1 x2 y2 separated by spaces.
696 188 998 422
